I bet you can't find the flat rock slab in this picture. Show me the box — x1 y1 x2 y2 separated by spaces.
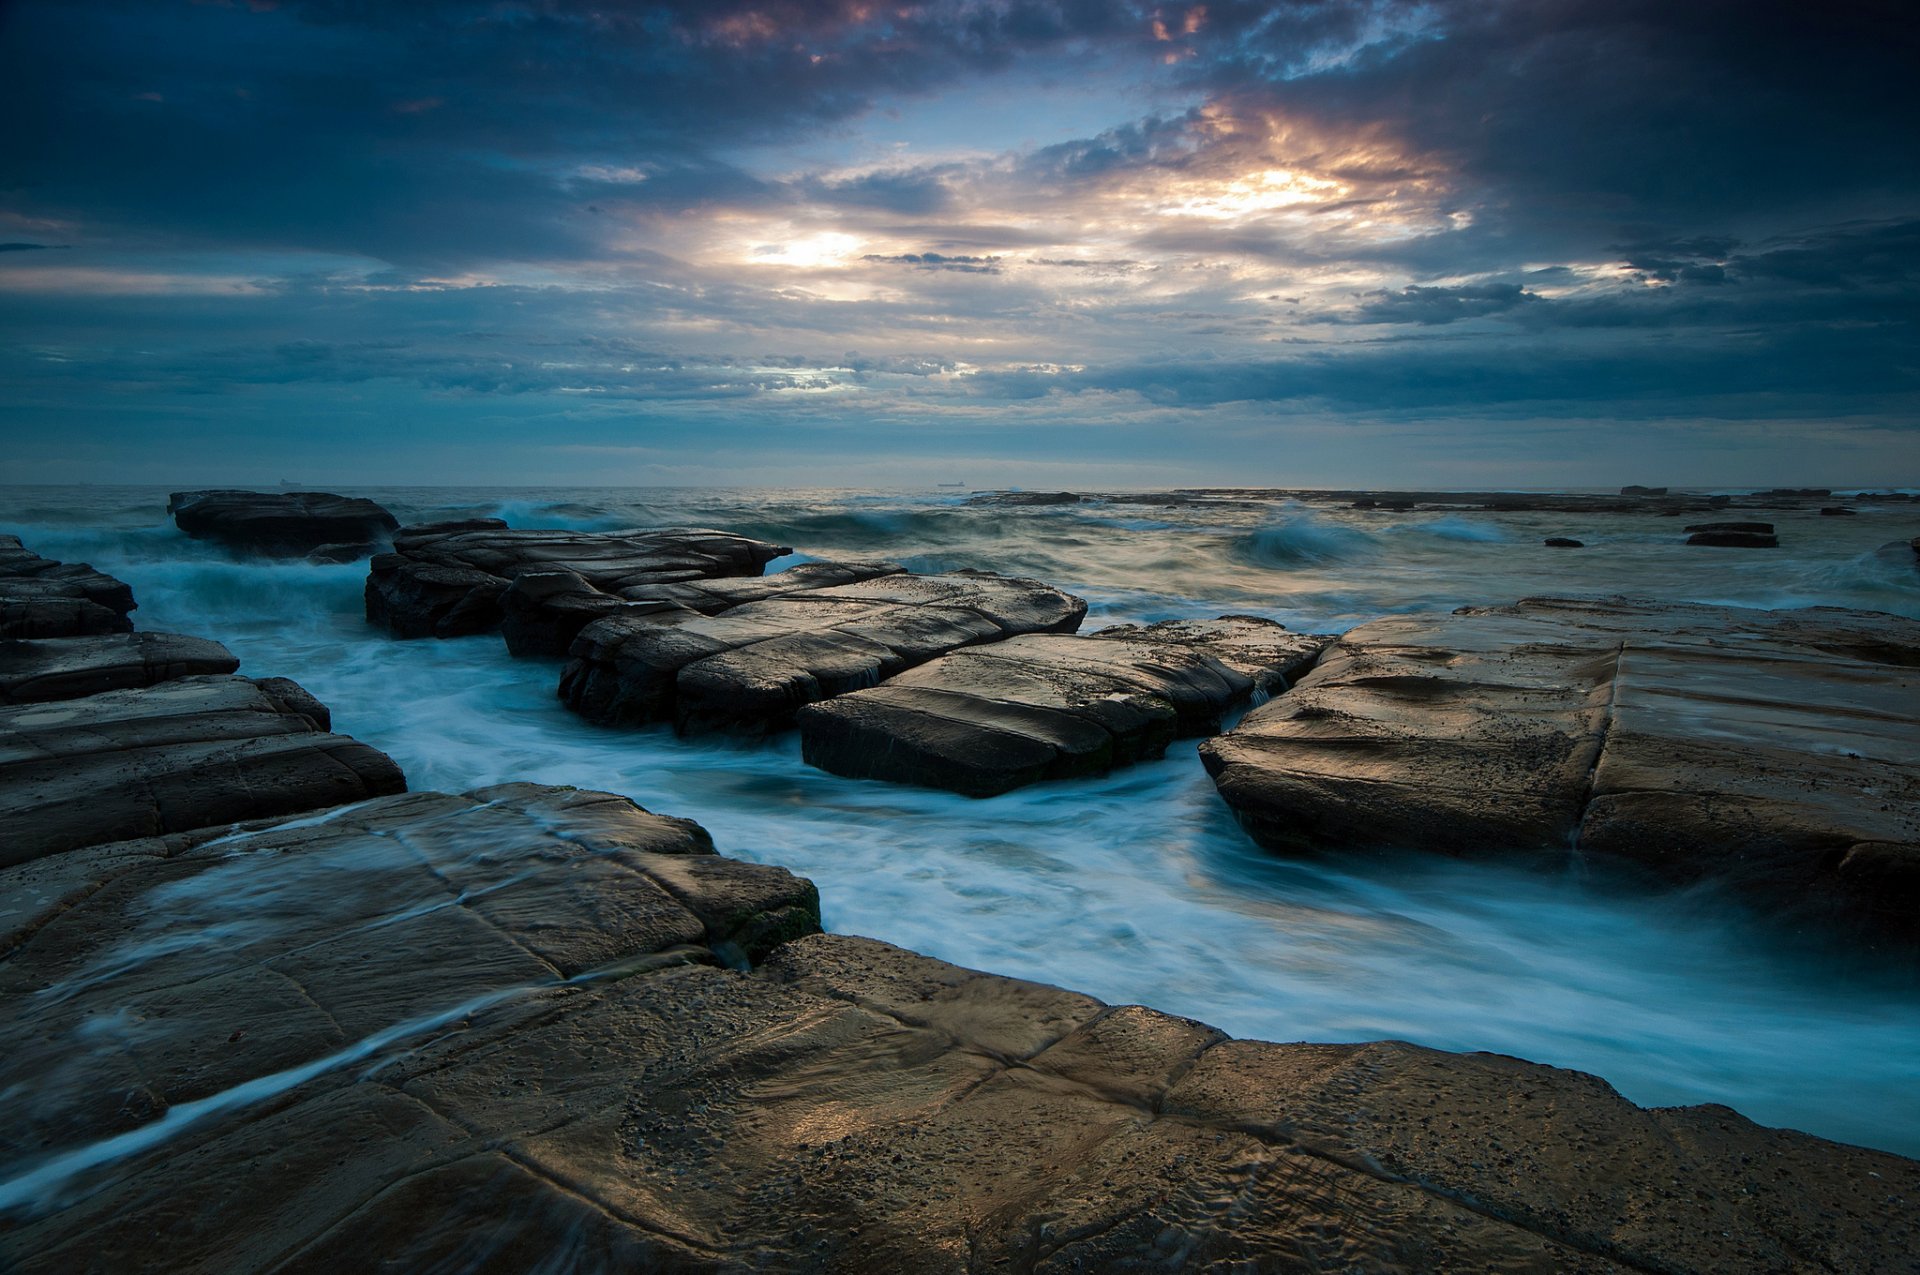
561 570 1089 733
367 522 793 639
0 631 239 704
799 616 1329 795
0 535 136 638
0 673 406 866
1200 597 1920 941
500 559 903 658
169 490 401 560
4 911 1912 1272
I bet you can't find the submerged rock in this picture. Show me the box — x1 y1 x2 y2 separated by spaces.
966 490 1083 506
560 570 1088 733
799 616 1328 795
500 559 903 658
1687 530 1780 548
0 673 405 866
3 826 1913 1273
0 631 238 703
1200 597 1920 944
0 535 136 638
168 489 401 560
366 523 792 639
1820 506 1857 516
1544 536 1585 547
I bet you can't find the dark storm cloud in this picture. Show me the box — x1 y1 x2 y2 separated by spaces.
1353 283 1541 326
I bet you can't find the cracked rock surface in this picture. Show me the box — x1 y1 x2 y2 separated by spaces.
0 631 240 704
366 521 793 639
799 616 1329 795
1201 596 1920 941
560 570 1088 733
0 535 137 638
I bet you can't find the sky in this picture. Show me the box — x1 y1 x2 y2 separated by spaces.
2 0 1916 488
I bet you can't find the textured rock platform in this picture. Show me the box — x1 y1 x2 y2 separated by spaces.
0 535 136 638
799 616 1328 795
366 521 792 639
1201 597 1920 940
0 672 405 866
560 570 1088 733
168 489 401 560
0 631 239 704
4 802 1914 1274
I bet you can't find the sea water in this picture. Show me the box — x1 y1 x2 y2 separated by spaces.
5 484 1919 1158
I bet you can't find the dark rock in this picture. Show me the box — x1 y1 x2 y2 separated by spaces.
168 490 401 560
367 525 792 639
0 674 406 867
1200 597 1920 944
799 616 1328 796
0 632 238 703
4 854 1914 1275
1707 493 1733 506
561 571 1088 733
1759 487 1831 498
0 535 136 638
1687 531 1780 548
1684 521 1775 534
1820 506 1857 516
500 560 902 659
965 490 1082 506
1620 485 1668 496
1544 537 1585 547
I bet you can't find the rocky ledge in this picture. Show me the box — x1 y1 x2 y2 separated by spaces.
799 616 1328 795
0 534 136 638
3 781 1915 1273
1200 597 1920 943
0 631 238 704
168 489 402 561
560 569 1087 733
366 521 793 639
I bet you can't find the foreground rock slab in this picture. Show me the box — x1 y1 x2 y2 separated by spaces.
800 616 1328 795
168 489 401 560
561 570 1088 733
0 535 136 638
366 521 793 639
0 673 406 866
0 631 239 704
1201 597 1920 942
4 893 1913 1274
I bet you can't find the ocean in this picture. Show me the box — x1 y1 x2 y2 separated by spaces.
6 484 1919 1156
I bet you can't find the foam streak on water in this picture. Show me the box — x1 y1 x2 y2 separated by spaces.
5 485 1919 1157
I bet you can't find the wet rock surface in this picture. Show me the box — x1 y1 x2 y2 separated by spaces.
366 522 792 639
0 673 406 867
0 632 238 704
5 895 1914 1274
0 535 136 638
500 559 902 658
168 490 401 560
560 570 1088 733
1200 597 1920 941
799 616 1329 795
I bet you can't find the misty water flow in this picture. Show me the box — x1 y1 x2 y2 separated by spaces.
6 485 1919 1159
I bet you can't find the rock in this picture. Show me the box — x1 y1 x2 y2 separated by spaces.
561 571 1088 733
1687 531 1779 548
0 632 238 703
0 674 406 867
1759 487 1831 499
1199 597 1920 944
1544 536 1585 547
367 524 792 639
0 535 136 638
966 490 1082 506
1707 493 1733 506
1619 485 1668 496
168 490 401 560
798 617 1329 795
1820 506 1857 516
499 560 903 659
1684 521 1775 534
4 869 1914 1274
